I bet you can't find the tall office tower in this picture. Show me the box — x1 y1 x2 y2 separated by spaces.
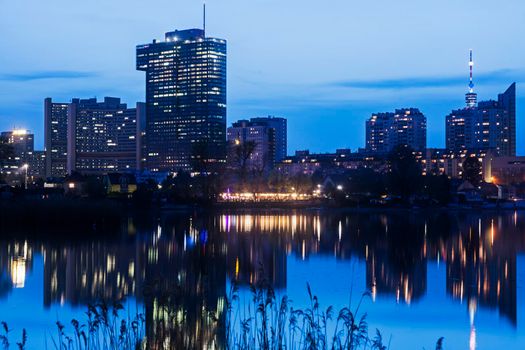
137 28 227 173
227 120 276 172
66 97 145 174
445 83 516 156
0 129 34 174
365 108 426 154
497 83 516 156
44 98 69 178
250 116 287 162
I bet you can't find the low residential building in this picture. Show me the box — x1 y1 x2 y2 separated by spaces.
276 149 386 177
104 173 138 194
421 149 462 178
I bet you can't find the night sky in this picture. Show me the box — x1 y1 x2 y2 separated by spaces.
0 0 524 153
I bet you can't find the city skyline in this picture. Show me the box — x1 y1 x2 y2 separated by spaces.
0 0 524 154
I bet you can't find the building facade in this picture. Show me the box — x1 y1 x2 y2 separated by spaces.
366 108 426 154
0 129 34 176
227 117 287 171
277 149 387 177
44 98 69 178
137 28 227 173
250 116 287 163
446 83 516 156
26 151 46 179
66 97 145 175
227 120 275 172
483 153 525 185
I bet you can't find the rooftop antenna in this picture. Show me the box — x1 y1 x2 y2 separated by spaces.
203 2 206 37
465 49 477 108
469 49 474 93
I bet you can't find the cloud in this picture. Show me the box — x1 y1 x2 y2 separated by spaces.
0 70 98 82
331 69 523 90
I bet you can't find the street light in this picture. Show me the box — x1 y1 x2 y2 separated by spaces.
22 164 28 190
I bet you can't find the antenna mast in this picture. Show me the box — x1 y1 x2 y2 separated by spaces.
469 49 474 93
203 2 206 37
465 49 477 108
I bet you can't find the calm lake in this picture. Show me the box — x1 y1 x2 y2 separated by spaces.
1 209 524 349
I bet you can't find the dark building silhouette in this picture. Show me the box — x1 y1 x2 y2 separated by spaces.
136 28 227 173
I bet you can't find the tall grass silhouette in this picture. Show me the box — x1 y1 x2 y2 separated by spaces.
1 287 445 350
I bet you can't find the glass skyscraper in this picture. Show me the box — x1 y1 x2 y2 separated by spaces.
136 28 227 173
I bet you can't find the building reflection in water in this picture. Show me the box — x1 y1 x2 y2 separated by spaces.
0 241 33 294
0 210 524 347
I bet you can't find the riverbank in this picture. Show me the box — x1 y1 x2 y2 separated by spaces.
212 199 525 212
2 196 524 233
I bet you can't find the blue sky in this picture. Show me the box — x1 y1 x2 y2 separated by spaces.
0 0 524 154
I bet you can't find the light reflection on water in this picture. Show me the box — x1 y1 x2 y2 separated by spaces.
0 210 524 349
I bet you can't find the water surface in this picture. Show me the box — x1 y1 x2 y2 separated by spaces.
0 210 524 349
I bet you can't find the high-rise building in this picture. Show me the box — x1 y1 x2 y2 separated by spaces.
44 98 69 178
445 108 476 154
227 120 276 172
0 129 34 158
250 117 287 162
66 97 145 174
497 83 516 156
446 84 516 156
136 28 227 173
365 108 426 154
0 129 34 175
445 52 516 156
